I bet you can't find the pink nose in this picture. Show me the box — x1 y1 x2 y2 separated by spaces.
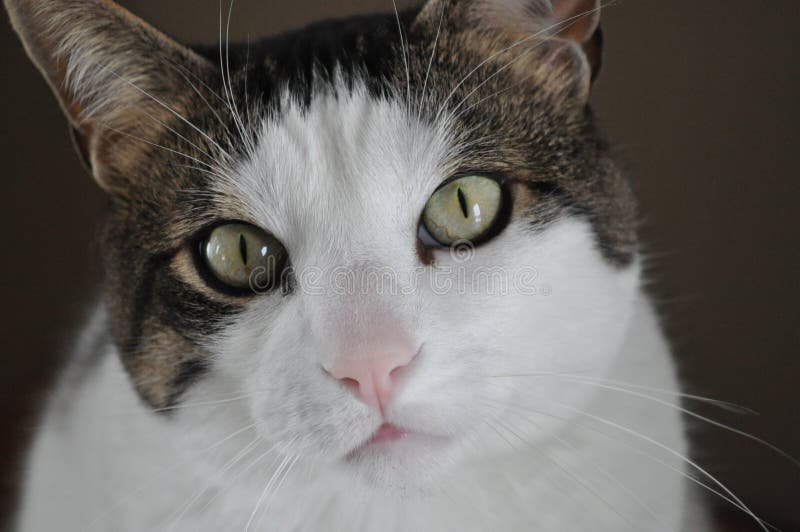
327 348 418 412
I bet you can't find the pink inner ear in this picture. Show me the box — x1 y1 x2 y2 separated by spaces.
550 0 601 44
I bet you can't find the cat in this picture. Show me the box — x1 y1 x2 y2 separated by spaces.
6 0 712 530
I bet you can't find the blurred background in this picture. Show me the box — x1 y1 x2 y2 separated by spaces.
1 1 798 530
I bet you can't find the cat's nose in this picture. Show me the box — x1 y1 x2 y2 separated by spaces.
326 348 418 413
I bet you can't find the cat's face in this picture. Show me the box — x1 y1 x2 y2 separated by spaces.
7 0 639 490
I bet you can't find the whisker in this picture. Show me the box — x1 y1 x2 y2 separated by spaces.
165 53 231 107
244 443 297 531
166 60 237 152
434 4 605 124
500 404 669 531
486 397 769 527
82 422 256 531
252 453 300 530
504 416 639 530
95 123 219 172
167 435 262 531
243 35 253 133
100 66 231 161
111 386 281 417
149 393 260 414
417 0 446 122
570 375 756 414
196 439 286 518
136 107 218 164
487 371 797 474
176 164 232 183
217 0 247 150
391 0 411 110
225 0 252 152
445 36 551 121
546 375 799 468
488 371 754 412
551 401 769 532
445 3 610 124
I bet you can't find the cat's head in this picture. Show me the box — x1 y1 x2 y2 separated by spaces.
7 0 639 490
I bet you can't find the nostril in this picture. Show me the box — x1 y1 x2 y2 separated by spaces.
388 364 407 381
340 377 360 394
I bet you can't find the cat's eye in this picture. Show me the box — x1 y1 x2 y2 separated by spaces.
200 223 286 293
420 175 504 246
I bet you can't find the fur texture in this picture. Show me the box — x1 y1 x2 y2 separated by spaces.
5 0 710 530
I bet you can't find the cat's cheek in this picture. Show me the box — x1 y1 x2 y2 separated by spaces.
418 217 642 453
503 217 641 371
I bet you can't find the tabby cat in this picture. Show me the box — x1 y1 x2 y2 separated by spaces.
6 0 709 529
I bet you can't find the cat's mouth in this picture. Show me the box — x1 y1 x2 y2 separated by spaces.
345 423 409 458
364 423 409 445
340 422 457 489
345 422 449 459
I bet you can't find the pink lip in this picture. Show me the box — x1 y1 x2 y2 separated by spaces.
365 423 408 445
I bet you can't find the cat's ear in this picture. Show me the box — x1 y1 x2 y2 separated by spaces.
4 0 215 192
549 0 603 81
417 0 603 101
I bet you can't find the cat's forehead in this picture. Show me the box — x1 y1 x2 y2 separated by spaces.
219 82 453 265
181 9 637 267
198 11 563 255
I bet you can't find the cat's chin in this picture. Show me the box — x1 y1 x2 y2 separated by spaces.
341 430 455 494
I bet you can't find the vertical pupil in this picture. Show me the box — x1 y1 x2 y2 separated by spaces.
456 187 469 219
239 233 248 265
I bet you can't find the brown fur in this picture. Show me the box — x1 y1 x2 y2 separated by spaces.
6 0 636 408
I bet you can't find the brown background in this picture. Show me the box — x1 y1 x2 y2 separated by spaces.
1 1 798 530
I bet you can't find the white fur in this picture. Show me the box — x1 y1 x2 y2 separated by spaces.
17 85 708 531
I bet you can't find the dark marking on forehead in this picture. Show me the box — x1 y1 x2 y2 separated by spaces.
190 6 636 262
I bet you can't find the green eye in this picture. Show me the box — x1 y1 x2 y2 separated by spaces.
420 175 504 246
201 223 287 293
